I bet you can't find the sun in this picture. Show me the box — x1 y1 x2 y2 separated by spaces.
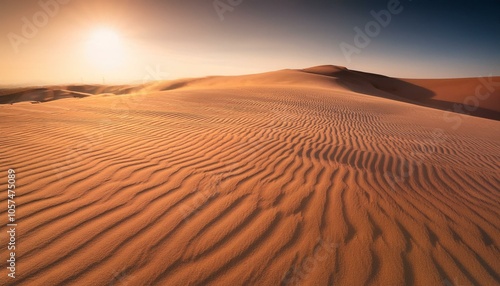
85 27 126 71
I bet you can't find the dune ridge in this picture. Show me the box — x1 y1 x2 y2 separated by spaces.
2 66 499 121
0 66 499 285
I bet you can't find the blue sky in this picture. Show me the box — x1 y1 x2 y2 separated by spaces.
1 0 499 85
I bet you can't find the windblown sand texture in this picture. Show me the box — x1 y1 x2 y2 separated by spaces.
0 66 499 285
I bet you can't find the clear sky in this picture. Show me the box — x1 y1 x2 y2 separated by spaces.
1 0 499 86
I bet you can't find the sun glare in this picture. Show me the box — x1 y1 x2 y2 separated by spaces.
85 27 126 71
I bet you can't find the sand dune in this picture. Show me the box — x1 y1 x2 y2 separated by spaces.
0 85 140 105
302 65 500 120
0 66 499 285
3 66 499 120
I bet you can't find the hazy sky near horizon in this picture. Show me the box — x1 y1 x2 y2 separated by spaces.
1 0 499 85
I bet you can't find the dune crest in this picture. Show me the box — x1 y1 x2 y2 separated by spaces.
3 66 498 120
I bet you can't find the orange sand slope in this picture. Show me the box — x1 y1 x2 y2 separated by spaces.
2 65 499 120
0 66 499 285
302 65 500 120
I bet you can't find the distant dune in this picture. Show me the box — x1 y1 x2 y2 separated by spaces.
0 85 140 105
302 65 500 120
0 66 498 285
2 66 498 120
